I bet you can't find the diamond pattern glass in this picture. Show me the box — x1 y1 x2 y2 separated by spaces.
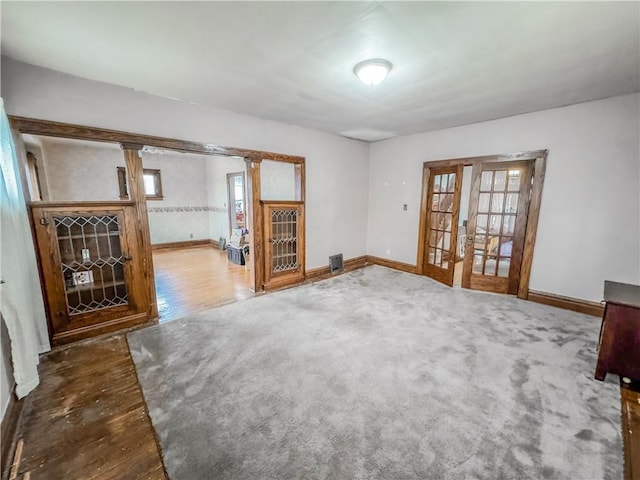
270 209 298 273
55 215 128 315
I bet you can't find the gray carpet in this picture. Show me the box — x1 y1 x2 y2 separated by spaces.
128 266 622 480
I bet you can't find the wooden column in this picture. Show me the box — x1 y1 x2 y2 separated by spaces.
122 144 158 319
517 154 547 299
295 162 306 279
245 158 263 292
415 164 431 275
294 162 305 202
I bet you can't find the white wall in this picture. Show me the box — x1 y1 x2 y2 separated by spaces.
1 57 371 268
368 93 640 302
39 139 125 201
142 151 209 244
261 160 296 201
205 155 246 242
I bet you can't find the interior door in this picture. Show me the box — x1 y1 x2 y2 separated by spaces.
422 165 462 286
462 160 534 294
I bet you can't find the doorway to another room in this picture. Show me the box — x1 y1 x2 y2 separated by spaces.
137 149 253 322
418 151 547 298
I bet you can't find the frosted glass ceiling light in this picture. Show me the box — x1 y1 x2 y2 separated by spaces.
353 59 392 86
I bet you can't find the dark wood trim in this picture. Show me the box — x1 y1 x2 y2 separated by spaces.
461 162 482 290
421 150 548 169
1 388 23 479
416 164 431 275
9 116 304 163
527 289 604 317
367 255 417 274
27 200 135 208
260 200 305 206
517 154 548 298
151 239 212 251
245 159 263 292
123 148 158 321
52 313 152 346
305 256 368 282
295 163 306 203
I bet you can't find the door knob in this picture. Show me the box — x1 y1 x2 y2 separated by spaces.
123 255 132 261
465 235 474 247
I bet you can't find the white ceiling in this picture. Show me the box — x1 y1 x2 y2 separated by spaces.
2 2 639 142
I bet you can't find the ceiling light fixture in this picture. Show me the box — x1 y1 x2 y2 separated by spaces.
353 58 393 86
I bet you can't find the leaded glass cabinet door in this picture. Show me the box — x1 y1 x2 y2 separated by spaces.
262 201 305 290
422 165 463 286
462 160 534 294
32 203 148 345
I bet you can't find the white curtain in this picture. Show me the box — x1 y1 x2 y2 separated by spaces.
0 98 50 398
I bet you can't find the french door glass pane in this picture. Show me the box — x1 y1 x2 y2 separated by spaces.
428 171 456 268
497 257 510 277
494 171 507 190
484 257 497 275
478 193 490 213
491 193 504 213
503 215 516 235
505 193 519 213
440 175 448 192
480 171 493 191
473 254 483 273
476 214 488 231
433 175 442 191
444 213 453 232
507 171 521 191
489 215 502 235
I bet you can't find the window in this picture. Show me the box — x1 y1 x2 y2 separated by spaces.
227 171 246 232
117 167 163 200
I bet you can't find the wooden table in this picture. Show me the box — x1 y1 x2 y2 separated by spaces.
595 281 640 382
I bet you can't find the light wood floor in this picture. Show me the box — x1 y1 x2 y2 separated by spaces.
153 246 253 323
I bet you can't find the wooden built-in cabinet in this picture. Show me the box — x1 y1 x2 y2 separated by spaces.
31 202 152 345
262 201 305 290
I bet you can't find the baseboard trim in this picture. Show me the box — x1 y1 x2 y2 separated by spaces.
527 289 604 317
366 255 417 274
305 256 368 282
1 387 23 479
151 239 212 251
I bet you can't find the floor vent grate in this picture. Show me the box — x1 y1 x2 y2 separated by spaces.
329 254 344 273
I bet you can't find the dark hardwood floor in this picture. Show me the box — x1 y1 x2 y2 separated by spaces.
2 249 638 479
5 335 166 480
